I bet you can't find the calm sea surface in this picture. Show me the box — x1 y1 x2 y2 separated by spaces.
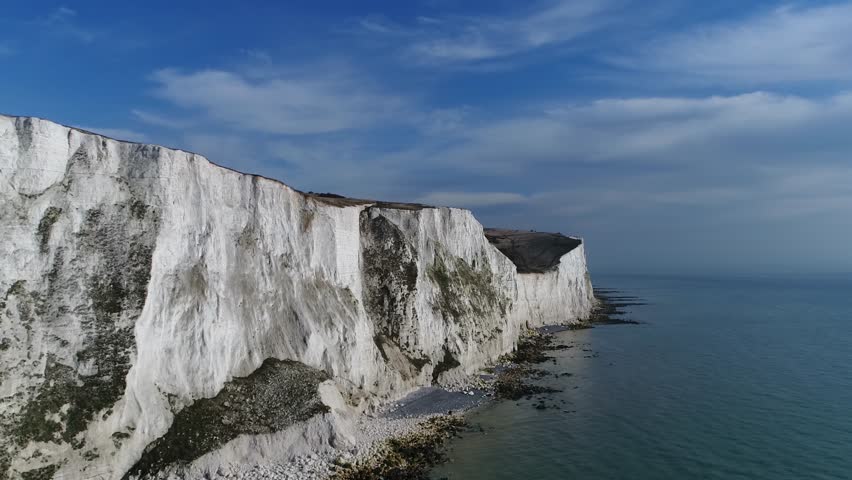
431 274 852 480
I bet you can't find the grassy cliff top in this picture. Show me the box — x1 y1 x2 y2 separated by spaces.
484 229 582 274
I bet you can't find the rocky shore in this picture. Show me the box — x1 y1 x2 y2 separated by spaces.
140 289 639 480
184 331 552 480
321 289 644 480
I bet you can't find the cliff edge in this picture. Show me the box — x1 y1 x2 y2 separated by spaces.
0 115 595 479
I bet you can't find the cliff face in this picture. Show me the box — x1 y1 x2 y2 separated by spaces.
0 115 595 479
485 229 594 328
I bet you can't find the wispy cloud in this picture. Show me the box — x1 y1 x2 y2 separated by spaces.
415 107 472 135
751 165 852 219
191 89 852 210
419 91 852 172
358 16 407 35
36 6 98 43
520 161 852 226
152 74 852 223
149 65 407 135
622 2 852 84
357 0 620 65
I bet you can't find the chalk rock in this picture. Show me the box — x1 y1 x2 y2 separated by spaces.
0 115 595 479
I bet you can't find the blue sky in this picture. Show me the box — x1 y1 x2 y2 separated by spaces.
2 1 852 274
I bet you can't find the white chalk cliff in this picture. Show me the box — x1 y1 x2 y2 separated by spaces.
0 115 595 479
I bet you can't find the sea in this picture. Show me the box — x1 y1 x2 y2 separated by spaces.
431 273 852 480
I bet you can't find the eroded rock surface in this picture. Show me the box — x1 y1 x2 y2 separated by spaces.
0 115 596 479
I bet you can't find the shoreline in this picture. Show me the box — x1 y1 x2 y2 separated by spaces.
326 289 639 480
196 290 636 480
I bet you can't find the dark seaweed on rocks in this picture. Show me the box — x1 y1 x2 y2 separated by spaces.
509 330 558 363
494 367 560 400
125 359 329 479
332 415 467 480
590 288 642 325
493 332 562 400
491 289 643 401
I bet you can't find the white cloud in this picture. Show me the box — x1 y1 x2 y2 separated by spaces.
525 184 744 219
416 107 471 135
162 87 852 220
152 78 852 273
150 67 406 135
525 162 852 223
359 0 618 64
230 89 852 214
358 16 404 35
416 191 528 208
38 6 97 43
764 165 852 195
750 165 852 219
49 7 77 21
623 3 852 84
423 91 852 172
78 126 148 143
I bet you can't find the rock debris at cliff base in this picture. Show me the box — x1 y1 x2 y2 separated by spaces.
126 359 329 478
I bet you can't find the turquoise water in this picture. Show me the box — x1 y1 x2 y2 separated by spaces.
432 274 852 480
